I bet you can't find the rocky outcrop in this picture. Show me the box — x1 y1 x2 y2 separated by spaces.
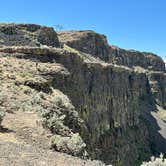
58 30 166 110
109 46 165 72
58 30 110 61
0 23 60 47
58 31 165 72
147 72 166 108
108 46 166 109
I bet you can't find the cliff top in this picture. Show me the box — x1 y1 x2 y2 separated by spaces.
0 23 164 71
0 23 60 47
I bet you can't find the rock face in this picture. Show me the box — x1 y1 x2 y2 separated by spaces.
109 46 165 72
148 72 166 108
58 30 110 61
58 31 165 72
0 24 166 166
0 23 60 47
58 30 166 110
108 45 166 109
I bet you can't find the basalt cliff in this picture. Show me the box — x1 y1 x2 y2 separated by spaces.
0 24 166 166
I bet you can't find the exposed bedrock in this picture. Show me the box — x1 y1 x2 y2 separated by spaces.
58 30 165 72
109 46 165 72
0 23 60 47
58 30 110 61
148 72 166 108
58 30 166 111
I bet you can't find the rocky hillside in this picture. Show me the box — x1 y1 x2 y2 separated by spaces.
0 23 166 166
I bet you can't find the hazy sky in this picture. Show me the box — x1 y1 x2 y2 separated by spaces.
1 0 166 58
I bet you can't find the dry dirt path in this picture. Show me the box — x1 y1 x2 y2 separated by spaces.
0 111 106 166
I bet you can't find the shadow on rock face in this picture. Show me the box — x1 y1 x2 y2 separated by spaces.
0 126 15 133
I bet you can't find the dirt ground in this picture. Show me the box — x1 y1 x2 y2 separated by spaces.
0 111 105 166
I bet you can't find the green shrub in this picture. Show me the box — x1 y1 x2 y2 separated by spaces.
20 101 34 112
31 93 43 104
51 96 63 107
0 91 7 105
50 133 86 156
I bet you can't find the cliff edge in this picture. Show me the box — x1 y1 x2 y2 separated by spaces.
0 23 166 166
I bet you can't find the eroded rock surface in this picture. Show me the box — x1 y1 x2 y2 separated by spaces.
109 46 165 72
0 23 60 47
58 30 110 61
